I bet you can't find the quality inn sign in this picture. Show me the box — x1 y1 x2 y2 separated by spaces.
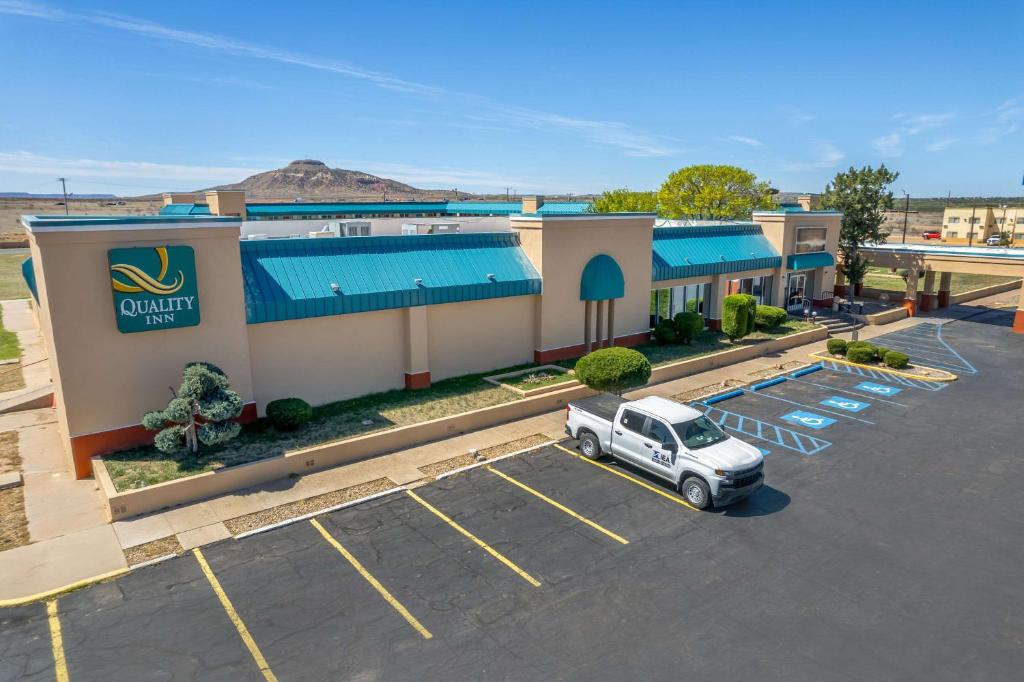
109 246 200 333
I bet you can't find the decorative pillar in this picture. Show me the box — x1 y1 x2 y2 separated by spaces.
607 299 615 346
584 300 593 353
771 267 788 308
833 262 846 297
937 272 952 308
404 306 431 389
919 270 937 312
902 268 919 316
595 300 605 349
1013 279 1024 334
706 274 726 331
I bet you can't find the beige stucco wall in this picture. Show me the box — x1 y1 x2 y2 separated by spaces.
247 307 406 411
27 223 255 447
514 215 654 352
754 212 842 302
426 296 537 380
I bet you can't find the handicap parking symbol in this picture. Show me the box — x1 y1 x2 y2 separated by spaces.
781 410 837 430
854 381 902 397
820 396 870 412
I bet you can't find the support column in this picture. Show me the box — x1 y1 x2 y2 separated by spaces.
937 272 952 308
595 300 605 349
606 299 616 347
833 262 846 297
706 274 726 331
919 270 937 312
1014 279 1024 334
771 268 788 308
583 300 593 353
404 306 431 389
902 268 919 316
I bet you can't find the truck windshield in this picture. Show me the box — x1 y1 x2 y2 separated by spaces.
673 416 729 450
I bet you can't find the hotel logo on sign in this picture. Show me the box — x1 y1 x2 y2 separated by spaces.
108 246 200 333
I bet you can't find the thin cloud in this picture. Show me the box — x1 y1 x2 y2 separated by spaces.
781 141 845 171
894 112 955 135
977 97 1022 145
0 1 672 157
872 133 903 158
726 135 764 147
782 107 815 125
0 151 262 183
924 137 957 152
350 161 560 193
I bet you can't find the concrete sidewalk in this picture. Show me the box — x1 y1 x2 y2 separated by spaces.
0 297 992 603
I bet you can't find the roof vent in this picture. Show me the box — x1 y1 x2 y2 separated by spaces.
720 255 726 261
330 282 341 294
487 273 496 281
414 278 423 287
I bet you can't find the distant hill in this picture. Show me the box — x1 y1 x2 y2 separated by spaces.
207 159 454 201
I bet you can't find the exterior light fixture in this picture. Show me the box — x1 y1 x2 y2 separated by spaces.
330 282 341 293
414 278 423 286
487 273 496 281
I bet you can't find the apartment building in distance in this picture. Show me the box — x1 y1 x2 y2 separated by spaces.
941 205 1024 244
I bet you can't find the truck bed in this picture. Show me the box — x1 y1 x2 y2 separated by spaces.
569 394 626 423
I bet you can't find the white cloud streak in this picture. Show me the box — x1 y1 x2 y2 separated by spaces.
781 141 845 171
0 151 262 183
924 137 957 152
0 1 674 157
726 135 764 147
871 133 903 158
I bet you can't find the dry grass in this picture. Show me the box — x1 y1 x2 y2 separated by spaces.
746 361 808 381
0 363 24 393
418 433 552 478
0 431 19 474
124 536 183 566
0 197 162 241
223 477 396 536
0 487 29 551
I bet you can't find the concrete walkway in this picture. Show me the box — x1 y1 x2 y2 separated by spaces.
0 294 1003 602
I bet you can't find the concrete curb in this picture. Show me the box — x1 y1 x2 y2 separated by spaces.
434 440 557 480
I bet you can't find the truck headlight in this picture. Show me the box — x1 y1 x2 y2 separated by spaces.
714 468 732 479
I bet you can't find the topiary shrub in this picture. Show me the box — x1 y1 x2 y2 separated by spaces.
142 362 244 454
754 305 788 330
653 319 678 345
673 311 704 344
874 346 891 362
266 398 313 431
826 338 848 356
574 347 652 395
722 294 757 342
846 345 877 364
883 350 909 369
846 341 878 357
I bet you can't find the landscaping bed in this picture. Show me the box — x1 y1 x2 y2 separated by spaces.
621 320 817 368
484 365 577 396
863 267 1018 295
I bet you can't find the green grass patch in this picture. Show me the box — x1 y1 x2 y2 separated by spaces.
0 254 30 300
0 308 19 362
863 267 1019 295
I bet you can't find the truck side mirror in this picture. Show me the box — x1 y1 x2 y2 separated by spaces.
663 442 678 454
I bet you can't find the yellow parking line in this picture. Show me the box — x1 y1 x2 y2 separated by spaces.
309 518 432 640
193 549 278 682
405 490 541 587
46 600 69 682
485 466 628 545
553 443 698 512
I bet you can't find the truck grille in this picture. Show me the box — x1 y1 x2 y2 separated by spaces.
726 462 763 488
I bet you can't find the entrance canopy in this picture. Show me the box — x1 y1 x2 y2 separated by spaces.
787 252 835 270
580 254 624 301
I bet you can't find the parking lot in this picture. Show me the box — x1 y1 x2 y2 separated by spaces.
2 314 1023 681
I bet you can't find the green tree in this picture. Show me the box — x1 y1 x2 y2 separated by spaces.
592 188 658 213
721 294 757 342
998 231 1012 247
657 165 775 220
142 362 244 454
574 347 652 395
819 165 899 292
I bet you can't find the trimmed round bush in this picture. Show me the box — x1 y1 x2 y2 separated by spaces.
846 340 878 356
883 350 909 369
846 346 877 364
722 294 757 341
826 338 848 356
673 311 704 344
754 305 788 330
874 346 891 362
266 397 313 431
574 347 652 394
653 319 678 345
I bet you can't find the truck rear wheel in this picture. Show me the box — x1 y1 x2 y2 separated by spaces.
578 431 602 460
680 476 711 510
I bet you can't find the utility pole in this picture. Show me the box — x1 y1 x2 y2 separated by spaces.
505 187 509 201
57 177 69 215
968 205 976 247
945 190 951 207
901 191 910 244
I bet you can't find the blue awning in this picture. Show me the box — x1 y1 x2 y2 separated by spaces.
787 252 835 270
580 254 624 301
652 224 782 281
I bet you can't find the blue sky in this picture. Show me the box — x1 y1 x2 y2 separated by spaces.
0 0 1021 197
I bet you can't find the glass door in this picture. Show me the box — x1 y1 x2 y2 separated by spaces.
786 273 807 312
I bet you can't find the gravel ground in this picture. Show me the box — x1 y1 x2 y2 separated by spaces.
223 477 396 536
124 536 183 566
746 360 809 381
418 433 553 478
672 379 745 403
0 487 28 551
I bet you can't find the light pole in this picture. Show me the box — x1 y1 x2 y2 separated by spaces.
968 205 976 247
901 191 910 244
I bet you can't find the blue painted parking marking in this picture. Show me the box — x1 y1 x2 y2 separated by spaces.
743 387 875 424
781 411 836 430
701 405 831 456
854 381 902 396
820 360 946 391
756 447 772 457
820 396 870 412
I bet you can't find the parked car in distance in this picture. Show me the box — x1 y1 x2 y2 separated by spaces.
922 230 941 240
565 394 764 509
986 235 1002 246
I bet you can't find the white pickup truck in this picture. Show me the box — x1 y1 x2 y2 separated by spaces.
565 394 764 509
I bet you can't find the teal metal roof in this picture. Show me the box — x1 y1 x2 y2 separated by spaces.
246 202 448 218
652 224 782 281
787 251 835 270
159 203 211 216
536 202 592 215
21 257 37 302
445 202 523 215
580 254 624 301
242 233 542 323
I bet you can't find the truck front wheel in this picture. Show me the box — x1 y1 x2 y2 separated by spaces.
680 476 711 510
578 431 602 460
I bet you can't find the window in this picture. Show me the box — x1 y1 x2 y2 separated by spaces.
948 217 960 224
795 227 827 253
673 416 729 450
996 218 1005 225
947 231 958 238
620 410 646 434
970 217 981 224
1015 232 1024 240
1017 217 1024 225
645 419 674 445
